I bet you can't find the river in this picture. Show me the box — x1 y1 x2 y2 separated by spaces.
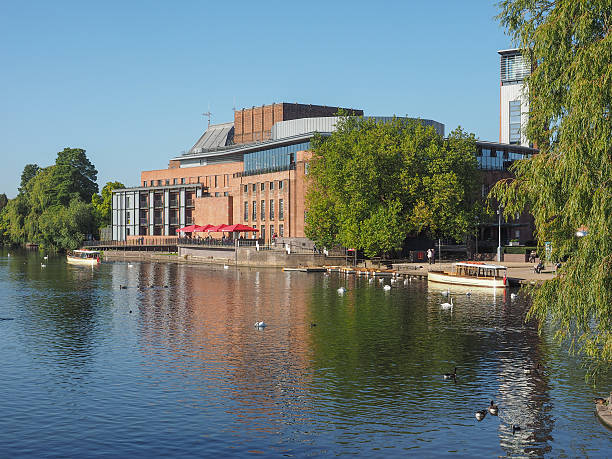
0 248 610 457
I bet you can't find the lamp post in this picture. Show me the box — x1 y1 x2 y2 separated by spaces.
497 206 503 262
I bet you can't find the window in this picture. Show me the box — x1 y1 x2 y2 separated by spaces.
279 199 284 220
165 179 170 185
244 202 248 221
253 226 258 238
279 180 283 190
126 212 131 224
215 192 220 197
252 200 257 220
279 224 284 237
261 226 266 242
261 200 265 220
181 177 186 184
270 181 274 190
223 191 228 197
214 176 218 188
157 180 162 186
224 174 230 186
261 182 265 191
143 181 147 187
126 227 130 236
252 183 256 192
270 225 275 238
244 184 248 193
509 100 521 144
126 197 131 208
270 200 275 220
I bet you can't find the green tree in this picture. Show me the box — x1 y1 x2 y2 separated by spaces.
492 1 612 374
305 117 480 257
92 181 125 228
19 164 40 194
55 148 99 201
0 193 7 212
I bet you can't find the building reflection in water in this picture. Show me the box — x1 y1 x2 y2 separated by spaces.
132 263 315 435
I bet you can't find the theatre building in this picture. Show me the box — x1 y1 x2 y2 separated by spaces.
112 102 536 246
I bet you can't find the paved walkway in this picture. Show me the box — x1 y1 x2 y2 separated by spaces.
393 260 555 284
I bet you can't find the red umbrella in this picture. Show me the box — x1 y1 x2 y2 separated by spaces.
176 225 206 233
221 224 259 232
205 224 228 232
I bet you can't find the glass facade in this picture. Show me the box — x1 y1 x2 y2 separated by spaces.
477 145 531 170
509 100 521 144
243 141 309 176
501 53 530 83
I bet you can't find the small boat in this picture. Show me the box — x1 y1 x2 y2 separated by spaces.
428 262 508 288
66 249 101 266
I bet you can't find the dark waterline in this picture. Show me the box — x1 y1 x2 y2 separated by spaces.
0 248 610 457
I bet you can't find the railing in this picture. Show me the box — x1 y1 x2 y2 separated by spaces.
84 238 179 247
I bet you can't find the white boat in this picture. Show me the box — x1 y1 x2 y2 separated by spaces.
428 262 508 288
66 249 101 266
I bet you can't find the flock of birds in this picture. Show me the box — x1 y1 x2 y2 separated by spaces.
443 367 521 434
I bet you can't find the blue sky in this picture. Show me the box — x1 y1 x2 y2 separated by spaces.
0 1 513 198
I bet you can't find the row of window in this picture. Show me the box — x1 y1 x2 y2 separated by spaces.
476 146 530 171
243 180 284 194
249 224 284 240
143 174 231 188
244 199 284 222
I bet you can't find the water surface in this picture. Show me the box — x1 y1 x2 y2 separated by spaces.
0 249 610 457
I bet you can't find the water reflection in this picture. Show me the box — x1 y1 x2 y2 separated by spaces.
0 249 610 457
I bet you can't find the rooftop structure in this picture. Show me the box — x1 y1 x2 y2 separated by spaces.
498 48 531 147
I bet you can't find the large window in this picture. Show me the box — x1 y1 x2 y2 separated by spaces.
261 200 265 221
501 53 530 83
509 100 521 144
279 224 284 237
243 141 310 176
279 199 284 220
244 202 248 221
252 200 256 220
270 200 275 220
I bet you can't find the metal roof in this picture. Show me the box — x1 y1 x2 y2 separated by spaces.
188 122 234 154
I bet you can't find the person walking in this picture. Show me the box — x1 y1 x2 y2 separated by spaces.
427 248 432 265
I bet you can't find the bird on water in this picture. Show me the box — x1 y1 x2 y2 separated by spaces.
475 409 487 421
488 400 498 416
443 367 457 380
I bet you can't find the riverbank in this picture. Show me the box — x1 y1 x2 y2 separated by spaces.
102 250 556 284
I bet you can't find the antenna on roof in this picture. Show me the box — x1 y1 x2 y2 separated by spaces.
202 111 212 128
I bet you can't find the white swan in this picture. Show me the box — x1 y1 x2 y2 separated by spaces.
510 293 518 300
440 297 453 309
128 263 133 268
383 284 391 291
223 265 230 269
441 289 450 297
337 287 346 294
43 255 48 260
254 321 266 328
40 263 46 268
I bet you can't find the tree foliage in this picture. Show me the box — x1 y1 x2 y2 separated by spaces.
92 181 125 228
492 1 612 374
305 117 480 257
0 148 100 251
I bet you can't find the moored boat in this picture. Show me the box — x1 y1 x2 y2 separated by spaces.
66 249 101 266
428 262 508 288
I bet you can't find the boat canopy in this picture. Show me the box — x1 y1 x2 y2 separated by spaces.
454 262 507 270
73 249 100 254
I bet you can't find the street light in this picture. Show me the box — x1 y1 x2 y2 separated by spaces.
497 206 504 262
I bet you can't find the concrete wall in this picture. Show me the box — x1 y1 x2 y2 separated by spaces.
178 245 326 267
500 82 530 147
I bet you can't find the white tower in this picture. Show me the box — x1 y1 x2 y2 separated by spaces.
499 49 531 147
